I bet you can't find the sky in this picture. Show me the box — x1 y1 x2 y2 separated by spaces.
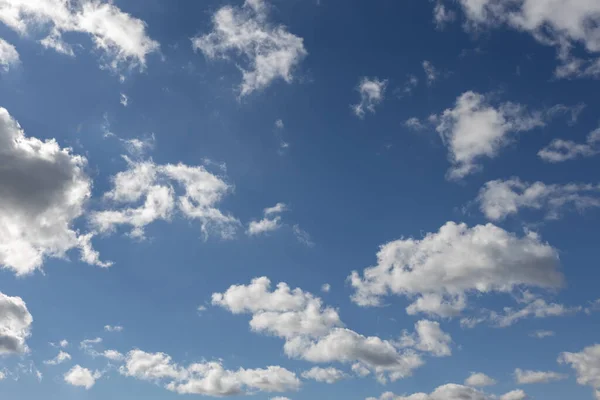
0 0 600 399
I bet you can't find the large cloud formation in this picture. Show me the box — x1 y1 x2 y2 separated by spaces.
559 344 600 399
192 0 307 96
350 222 563 319
0 0 159 71
0 107 109 275
0 292 33 355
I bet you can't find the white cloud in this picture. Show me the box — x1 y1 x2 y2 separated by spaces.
444 0 600 78
293 224 314 247
301 367 347 383
271 397 291 400
264 202 288 216
514 368 567 384
398 320 452 357
91 157 239 240
559 344 600 397
477 179 600 221
0 0 159 71
321 283 331 293
247 216 282 235
433 2 456 29
530 330 555 339
539 126 600 162
192 0 307 96
0 38 19 71
59 340 69 348
422 60 439 85
350 221 563 318
275 119 285 129
352 77 387 118
102 350 124 362
64 365 101 390
120 349 300 396
405 117 426 131
0 292 33 355
433 91 545 179
0 107 110 275
352 363 371 377
213 277 427 383
490 298 581 328
465 372 497 387
44 351 71 366
367 383 527 400
104 325 124 333
120 93 129 107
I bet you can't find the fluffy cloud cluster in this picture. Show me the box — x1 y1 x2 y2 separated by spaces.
0 108 110 275
539 126 600 162
192 0 307 96
433 91 544 179
0 292 33 355
514 368 567 384
465 372 497 387
0 38 19 71
213 277 452 383
352 77 387 118
367 384 527 400
0 0 159 71
559 344 600 399
247 202 287 236
301 367 348 384
477 179 600 221
64 365 101 389
120 349 300 396
44 350 71 366
443 0 600 78
91 157 239 240
350 221 563 319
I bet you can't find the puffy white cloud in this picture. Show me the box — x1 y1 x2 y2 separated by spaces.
433 92 544 179
500 390 528 400
539 126 600 162
367 383 527 400
514 368 567 384
64 365 101 389
0 292 33 355
559 344 600 397
352 77 387 118
321 283 331 293
490 298 580 328
350 221 562 318
444 0 600 78
44 351 71 366
247 216 282 235
264 202 288 216
213 277 426 382
0 0 159 71
465 372 497 387
120 93 128 107
0 107 110 275
120 349 300 396
477 179 600 221
192 0 307 96
398 320 452 357
301 367 348 383
405 117 426 131
530 330 555 339
104 325 124 333
422 61 438 85
0 38 19 71
91 157 239 240
102 350 124 361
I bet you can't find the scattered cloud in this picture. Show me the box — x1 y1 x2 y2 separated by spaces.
367 383 527 400
401 74 419 96
102 350 125 362
0 38 19 71
275 119 285 129
264 202 288 216
530 330 555 339
352 77 387 118
433 91 545 180
321 283 331 293
422 60 439 85
350 221 563 319
192 0 307 96
477 179 600 221
465 372 497 387
398 320 453 357
301 367 348 384
104 325 124 333
0 292 33 355
433 2 456 29
44 351 72 366
405 117 426 131
559 344 600 398
539 126 600 162
64 365 101 390
514 368 567 384
0 0 159 72
120 93 129 107
292 224 314 247
247 216 282 235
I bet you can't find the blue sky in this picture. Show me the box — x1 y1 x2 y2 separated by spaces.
1 0 600 399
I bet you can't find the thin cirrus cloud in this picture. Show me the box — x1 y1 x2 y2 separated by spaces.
192 0 307 96
351 77 387 118
0 0 159 72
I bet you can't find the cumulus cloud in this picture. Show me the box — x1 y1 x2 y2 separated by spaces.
321 284 331 293
559 344 600 398
120 349 300 396
247 202 288 235
398 320 452 357
0 38 19 71
91 157 239 240
489 297 581 328
44 351 71 366
514 368 567 384
477 179 600 221
367 383 527 400
301 367 348 384
192 0 307 96
433 91 545 179
213 277 428 383
465 372 497 387
0 0 159 71
539 126 600 162
442 0 600 78
104 325 124 333
102 350 124 361
64 365 101 389
352 77 387 118
0 107 110 275
0 292 33 355
350 221 563 319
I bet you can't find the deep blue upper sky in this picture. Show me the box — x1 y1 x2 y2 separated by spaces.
0 1 600 399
